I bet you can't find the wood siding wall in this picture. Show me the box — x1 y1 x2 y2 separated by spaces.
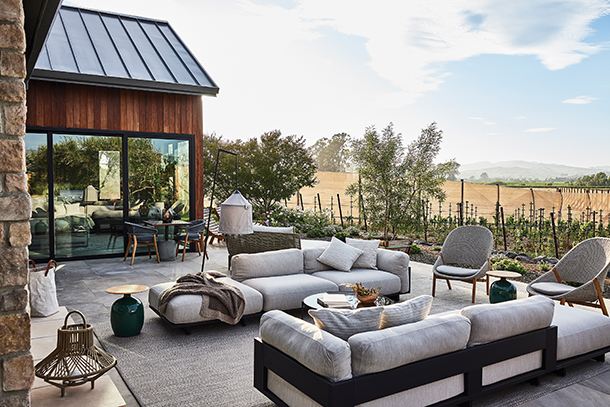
26 80 204 218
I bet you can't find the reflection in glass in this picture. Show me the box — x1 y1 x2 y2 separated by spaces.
26 133 50 260
51 134 123 258
128 138 190 242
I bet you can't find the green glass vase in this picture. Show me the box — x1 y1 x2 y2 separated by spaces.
489 278 517 304
110 294 144 336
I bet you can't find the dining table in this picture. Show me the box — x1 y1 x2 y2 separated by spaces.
143 219 192 261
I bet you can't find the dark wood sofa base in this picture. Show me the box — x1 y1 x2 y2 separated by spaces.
255 325 607 407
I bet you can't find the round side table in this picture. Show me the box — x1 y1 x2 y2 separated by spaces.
487 271 521 303
106 285 148 337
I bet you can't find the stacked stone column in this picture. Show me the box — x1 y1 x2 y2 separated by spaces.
0 1 34 406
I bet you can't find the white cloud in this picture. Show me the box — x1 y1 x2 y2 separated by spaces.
562 95 600 104
486 133 502 136
469 117 495 125
525 127 557 132
516 116 528 120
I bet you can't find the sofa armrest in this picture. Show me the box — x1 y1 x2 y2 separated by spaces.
376 249 410 293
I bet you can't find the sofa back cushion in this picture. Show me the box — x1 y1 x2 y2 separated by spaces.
309 307 384 341
260 310 352 382
303 246 331 274
460 296 554 347
252 224 295 233
349 314 471 376
346 238 379 269
231 248 303 281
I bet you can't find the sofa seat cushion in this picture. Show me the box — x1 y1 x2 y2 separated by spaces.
317 237 363 272
380 295 433 329
348 314 471 376
260 310 352 382
312 269 401 295
148 277 263 324
436 265 477 277
309 307 384 341
552 304 610 361
231 248 303 281
460 296 555 347
530 282 574 296
241 274 338 311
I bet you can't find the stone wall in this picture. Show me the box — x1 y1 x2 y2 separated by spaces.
0 1 34 406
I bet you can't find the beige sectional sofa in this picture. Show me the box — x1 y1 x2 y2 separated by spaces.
254 296 610 407
148 244 410 331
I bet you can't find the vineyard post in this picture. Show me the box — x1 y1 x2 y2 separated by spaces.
550 212 559 258
593 211 596 237
495 184 500 227
300 193 304 210
330 196 334 224
460 179 464 226
337 194 344 227
501 206 507 251
313 195 316 213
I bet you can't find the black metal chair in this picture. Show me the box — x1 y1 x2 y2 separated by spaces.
123 222 160 265
175 220 208 262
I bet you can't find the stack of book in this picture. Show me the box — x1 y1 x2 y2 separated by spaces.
317 293 352 308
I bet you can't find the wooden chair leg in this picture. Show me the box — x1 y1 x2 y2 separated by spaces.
182 240 187 262
594 279 609 316
471 279 477 303
147 245 152 259
153 236 160 263
175 241 181 256
123 235 132 262
195 240 202 256
486 277 490 295
432 274 437 297
560 298 566 305
446 279 452 290
130 236 138 266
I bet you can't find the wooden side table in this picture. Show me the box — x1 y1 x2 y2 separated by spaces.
106 285 148 336
487 270 521 303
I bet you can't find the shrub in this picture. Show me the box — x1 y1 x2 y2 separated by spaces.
432 246 442 251
334 231 350 242
537 261 552 272
410 244 422 255
492 258 526 274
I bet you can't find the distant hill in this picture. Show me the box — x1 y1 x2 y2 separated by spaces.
457 161 610 181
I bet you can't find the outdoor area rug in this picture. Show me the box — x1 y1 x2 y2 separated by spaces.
94 274 610 407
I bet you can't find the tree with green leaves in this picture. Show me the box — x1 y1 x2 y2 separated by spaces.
309 133 351 172
203 130 317 217
348 122 458 240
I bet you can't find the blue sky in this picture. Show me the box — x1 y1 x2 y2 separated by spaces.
66 0 610 168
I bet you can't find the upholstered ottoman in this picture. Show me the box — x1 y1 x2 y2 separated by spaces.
148 277 263 327
552 304 610 363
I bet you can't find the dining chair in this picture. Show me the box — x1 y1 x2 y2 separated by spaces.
175 220 208 261
123 222 160 265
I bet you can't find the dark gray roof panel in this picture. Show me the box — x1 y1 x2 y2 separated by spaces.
31 5 219 96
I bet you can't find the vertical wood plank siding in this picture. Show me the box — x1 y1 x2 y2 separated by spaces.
26 80 204 219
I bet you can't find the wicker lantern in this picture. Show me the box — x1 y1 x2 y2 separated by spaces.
35 310 117 396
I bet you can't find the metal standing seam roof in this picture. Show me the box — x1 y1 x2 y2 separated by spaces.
31 5 219 96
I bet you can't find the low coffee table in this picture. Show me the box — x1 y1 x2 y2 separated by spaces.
301 292 394 318
487 270 521 303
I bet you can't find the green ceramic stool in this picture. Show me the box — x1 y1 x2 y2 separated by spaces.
487 271 521 303
106 285 148 336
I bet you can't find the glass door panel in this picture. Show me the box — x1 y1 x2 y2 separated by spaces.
26 133 51 260
52 134 123 258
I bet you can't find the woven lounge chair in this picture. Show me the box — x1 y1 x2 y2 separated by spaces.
175 220 208 262
432 225 494 303
527 237 610 316
203 208 225 245
123 222 160 265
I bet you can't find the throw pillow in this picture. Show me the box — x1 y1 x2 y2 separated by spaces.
309 307 384 341
317 237 363 272
346 238 379 269
379 295 433 329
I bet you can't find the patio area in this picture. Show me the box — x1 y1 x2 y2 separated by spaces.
30 241 610 407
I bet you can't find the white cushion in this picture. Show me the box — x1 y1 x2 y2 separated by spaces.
346 238 379 269
317 237 363 272
552 304 610 360
530 282 574 296
252 224 295 233
260 310 352 382
460 296 555 347
231 248 303 281
309 306 383 341
380 295 433 329
436 265 477 277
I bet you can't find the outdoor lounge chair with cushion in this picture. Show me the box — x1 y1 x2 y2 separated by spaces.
432 225 494 303
527 237 610 316
175 220 208 262
123 222 160 265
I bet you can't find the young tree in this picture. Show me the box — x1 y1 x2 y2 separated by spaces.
349 122 459 239
309 133 351 172
203 130 317 217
